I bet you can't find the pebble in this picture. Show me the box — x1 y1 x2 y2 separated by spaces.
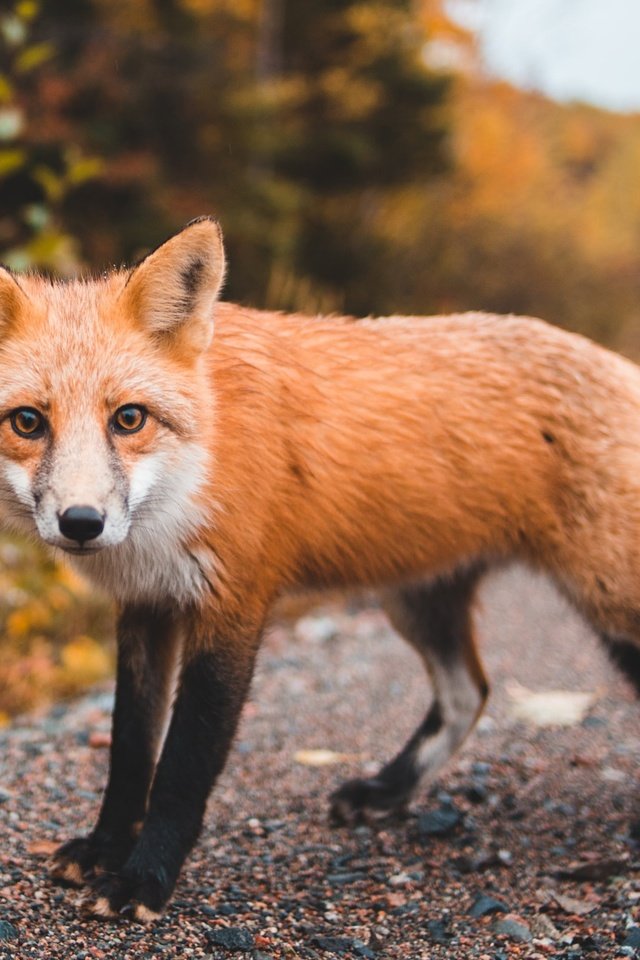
0 920 18 941
415 802 463 838
469 896 509 918
206 927 255 952
426 919 451 944
493 915 533 943
465 782 489 804
311 935 374 957
622 927 640 949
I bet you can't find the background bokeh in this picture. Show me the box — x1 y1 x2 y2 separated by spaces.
1 0 639 716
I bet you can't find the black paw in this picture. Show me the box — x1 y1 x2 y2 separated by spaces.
49 832 135 888
329 776 409 825
80 863 168 923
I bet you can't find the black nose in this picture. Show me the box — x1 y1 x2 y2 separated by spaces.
58 505 105 544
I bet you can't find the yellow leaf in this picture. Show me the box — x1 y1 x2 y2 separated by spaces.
16 2 40 22
506 681 596 727
65 155 104 185
0 148 25 176
0 75 14 104
32 165 63 201
6 601 50 636
16 42 54 73
294 749 351 767
60 635 111 686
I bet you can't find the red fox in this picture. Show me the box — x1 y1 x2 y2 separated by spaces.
1 218 638 921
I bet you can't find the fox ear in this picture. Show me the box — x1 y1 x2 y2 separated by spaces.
121 217 226 354
0 267 28 329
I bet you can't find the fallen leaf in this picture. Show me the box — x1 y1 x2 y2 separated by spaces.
529 914 562 941
89 731 111 749
28 839 59 857
506 681 596 727
550 891 598 916
294 749 351 766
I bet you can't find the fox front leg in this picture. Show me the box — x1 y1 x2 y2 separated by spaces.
81 616 259 922
51 605 180 886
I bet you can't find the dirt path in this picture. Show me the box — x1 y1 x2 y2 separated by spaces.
1 566 639 959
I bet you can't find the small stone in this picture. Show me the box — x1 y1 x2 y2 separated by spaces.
494 915 533 943
471 761 491 777
327 872 366 886
469 895 509 918
582 715 607 728
465 782 488 804
206 927 255 952
416 802 463 838
623 927 640 949
352 942 375 959
0 921 18 942
312 936 351 954
427 919 450 944
311 936 374 957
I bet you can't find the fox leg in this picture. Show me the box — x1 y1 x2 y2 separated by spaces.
330 568 487 823
80 612 260 922
601 635 640 695
50 605 181 886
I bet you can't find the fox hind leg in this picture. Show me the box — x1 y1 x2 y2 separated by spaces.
330 567 488 823
600 634 640 695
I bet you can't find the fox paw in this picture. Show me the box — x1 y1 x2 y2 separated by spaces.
329 776 409 825
50 834 134 888
79 869 166 923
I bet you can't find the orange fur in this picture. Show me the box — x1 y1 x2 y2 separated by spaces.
197 304 640 643
0 230 639 637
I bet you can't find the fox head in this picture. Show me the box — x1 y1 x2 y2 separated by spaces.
0 218 225 601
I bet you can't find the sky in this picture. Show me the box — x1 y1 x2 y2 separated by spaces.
449 0 640 113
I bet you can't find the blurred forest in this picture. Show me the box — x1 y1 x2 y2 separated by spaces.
1 0 640 716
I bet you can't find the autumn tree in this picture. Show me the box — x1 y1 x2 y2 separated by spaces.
10 0 450 312
0 0 101 273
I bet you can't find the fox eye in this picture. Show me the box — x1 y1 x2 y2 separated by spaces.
10 407 46 439
113 405 147 435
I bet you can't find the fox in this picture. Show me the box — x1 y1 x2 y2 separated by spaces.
0 217 639 921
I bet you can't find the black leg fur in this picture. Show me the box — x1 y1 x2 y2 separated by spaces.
331 568 487 823
81 629 259 921
51 605 179 886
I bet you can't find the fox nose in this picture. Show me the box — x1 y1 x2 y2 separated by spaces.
58 505 105 544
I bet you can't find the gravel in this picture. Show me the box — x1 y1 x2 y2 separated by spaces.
1 565 639 958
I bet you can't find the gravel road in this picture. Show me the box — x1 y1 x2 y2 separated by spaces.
1 565 639 959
